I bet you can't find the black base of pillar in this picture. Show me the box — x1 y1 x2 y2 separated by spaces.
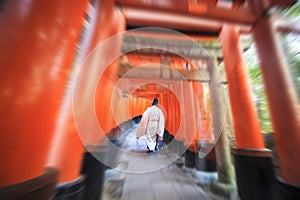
167 140 185 156
53 176 85 200
163 129 186 156
0 168 58 200
196 158 217 172
81 151 107 200
197 142 216 172
132 115 142 124
163 129 174 144
232 147 275 200
185 149 196 168
274 177 300 200
175 141 186 156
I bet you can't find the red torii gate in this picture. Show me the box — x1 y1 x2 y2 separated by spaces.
0 0 298 199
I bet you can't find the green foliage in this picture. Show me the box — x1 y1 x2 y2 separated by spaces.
282 1 300 17
244 0 300 131
280 33 300 100
244 44 274 133
243 29 300 133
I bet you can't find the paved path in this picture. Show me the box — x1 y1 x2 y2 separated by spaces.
102 126 211 200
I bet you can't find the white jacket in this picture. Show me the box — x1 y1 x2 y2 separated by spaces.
136 105 165 150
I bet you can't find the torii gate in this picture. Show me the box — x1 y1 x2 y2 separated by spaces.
0 0 298 199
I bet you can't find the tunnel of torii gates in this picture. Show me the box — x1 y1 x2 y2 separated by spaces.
0 0 299 199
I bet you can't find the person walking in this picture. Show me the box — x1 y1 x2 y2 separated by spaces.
136 98 165 152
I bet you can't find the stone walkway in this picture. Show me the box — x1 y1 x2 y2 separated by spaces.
102 126 211 200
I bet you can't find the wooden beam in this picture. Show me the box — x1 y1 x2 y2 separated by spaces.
118 63 227 83
122 34 211 59
269 0 297 7
116 0 255 25
117 0 297 34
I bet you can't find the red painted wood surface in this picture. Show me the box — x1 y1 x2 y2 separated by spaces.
0 0 88 186
220 25 264 149
253 18 300 185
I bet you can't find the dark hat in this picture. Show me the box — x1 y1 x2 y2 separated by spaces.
152 98 158 106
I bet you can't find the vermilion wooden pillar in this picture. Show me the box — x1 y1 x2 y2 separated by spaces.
166 90 173 133
129 96 133 118
87 0 114 53
253 17 300 186
120 94 130 123
192 82 203 140
47 1 96 185
131 97 137 117
221 25 264 149
49 0 118 187
0 0 88 197
221 25 276 200
79 3 125 199
85 0 116 141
